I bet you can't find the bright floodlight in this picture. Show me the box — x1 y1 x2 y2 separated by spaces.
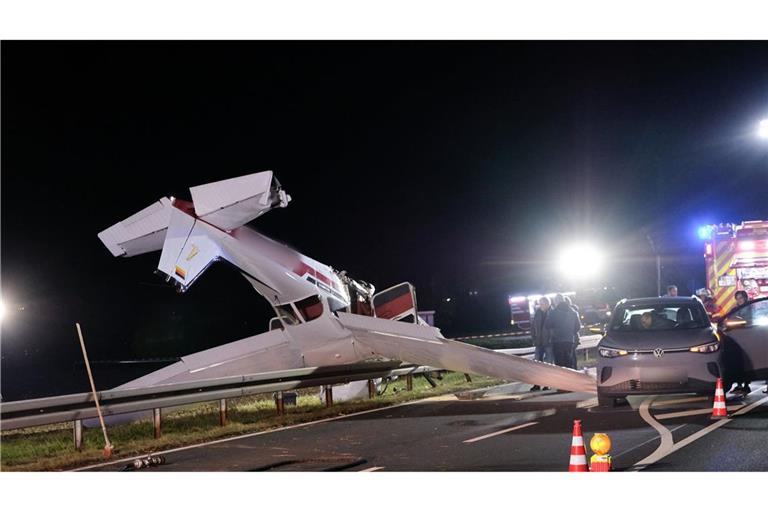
759 119 768 139
558 244 604 280
0 299 5 324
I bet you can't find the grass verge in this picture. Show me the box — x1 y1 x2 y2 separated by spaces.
1 371 502 472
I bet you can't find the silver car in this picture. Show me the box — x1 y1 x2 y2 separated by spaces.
596 297 723 407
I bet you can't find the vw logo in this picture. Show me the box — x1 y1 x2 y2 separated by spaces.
653 348 664 358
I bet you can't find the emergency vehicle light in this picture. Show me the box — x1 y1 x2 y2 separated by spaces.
759 119 768 139
698 226 713 240
739 240 756 251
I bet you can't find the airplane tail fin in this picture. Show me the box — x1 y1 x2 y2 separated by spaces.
156 207 222 291
98 170 292 290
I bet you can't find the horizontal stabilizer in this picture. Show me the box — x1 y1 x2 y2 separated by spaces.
190 170 291 231
97 198 173 257
337 312 597 394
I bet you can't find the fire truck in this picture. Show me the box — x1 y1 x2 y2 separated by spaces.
701 220 768 315
508 289 615 331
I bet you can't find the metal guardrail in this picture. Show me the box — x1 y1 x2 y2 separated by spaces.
0 336 601 436
0 361 437 432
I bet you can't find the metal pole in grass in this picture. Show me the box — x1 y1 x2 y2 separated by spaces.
76 322 114 458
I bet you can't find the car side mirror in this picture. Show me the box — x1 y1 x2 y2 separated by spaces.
722 317 747 331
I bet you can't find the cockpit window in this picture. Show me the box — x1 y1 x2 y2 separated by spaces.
295 295 324 322
275 304 301 326
610 303 710 331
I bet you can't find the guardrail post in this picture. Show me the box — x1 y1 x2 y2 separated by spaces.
219 399 228 426
464 373 472 383
153 408 162 439
406 374 413 391
73 419 83 451
275 391 285 415
368 379 376 399
324 385 333 407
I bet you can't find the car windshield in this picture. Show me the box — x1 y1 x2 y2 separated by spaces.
609 303 710 331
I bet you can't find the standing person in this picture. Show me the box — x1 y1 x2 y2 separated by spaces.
545 294 581 369
664 285 678 297
530 296 553 391
731 290 752 395
563 296 582 369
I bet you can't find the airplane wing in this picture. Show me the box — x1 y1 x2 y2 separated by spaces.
336 312 597 394
115 328 303 389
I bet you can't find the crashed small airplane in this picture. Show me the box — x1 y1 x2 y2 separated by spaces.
98 171 596 394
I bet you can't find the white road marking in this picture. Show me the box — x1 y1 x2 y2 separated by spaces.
74 379 542 472
631 395 768 471
654 405 744 420
612 424 687 460
652 396 708 407
360 466 385 472
633 396 674 468
462 421 538 444
71 397 435 472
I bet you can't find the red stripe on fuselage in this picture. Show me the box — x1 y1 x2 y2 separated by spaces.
293 261 338 289
173 198 340 291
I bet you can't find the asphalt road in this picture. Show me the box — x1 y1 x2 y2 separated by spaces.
80 377 768 472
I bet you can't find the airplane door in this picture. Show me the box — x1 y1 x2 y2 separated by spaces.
372 282 418 323
721 299 768 380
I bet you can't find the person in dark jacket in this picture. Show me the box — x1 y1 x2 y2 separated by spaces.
545 294 581 368
732 290 752 395
563 295 581 369
530 296 553 391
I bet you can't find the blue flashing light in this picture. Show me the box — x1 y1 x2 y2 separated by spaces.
697 225 713 240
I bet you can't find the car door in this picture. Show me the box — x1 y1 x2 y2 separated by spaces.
720 298 768 380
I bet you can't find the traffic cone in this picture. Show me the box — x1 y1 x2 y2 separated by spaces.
568 420 589 472
710 378 728 419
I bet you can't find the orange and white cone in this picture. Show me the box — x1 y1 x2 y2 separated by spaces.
568 419 588 472
710 378 728 419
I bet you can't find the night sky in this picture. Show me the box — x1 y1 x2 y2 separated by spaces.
2 41 767 399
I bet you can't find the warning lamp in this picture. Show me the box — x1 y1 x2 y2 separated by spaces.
698 226 713 240
590 433 612 455
705 243 713 257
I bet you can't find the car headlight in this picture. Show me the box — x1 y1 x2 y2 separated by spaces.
599 347 629 358
690 341 720 353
